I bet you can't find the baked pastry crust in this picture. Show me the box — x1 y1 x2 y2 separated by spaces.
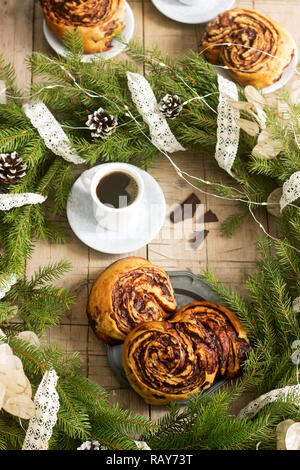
123 320 219 405
172 302 249 378
40 0 126 54
123 301 249 405
200 8 295 89
87 257 177 344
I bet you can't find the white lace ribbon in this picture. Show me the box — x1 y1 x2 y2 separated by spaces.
0 273 18 300
23 101 85 165
215 75 240 176
22 369 60 450
280 171 300 211
0 193 46 211
0 193 45 299
127 72 185 153
237 385 300 420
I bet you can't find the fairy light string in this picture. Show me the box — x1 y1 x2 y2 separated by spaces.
0 43 299 252
199 42 288 75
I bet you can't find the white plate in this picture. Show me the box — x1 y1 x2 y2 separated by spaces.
43 2 134 61
151 0 235 24
262 35 298 94
66 164 166 254
213 34 298 94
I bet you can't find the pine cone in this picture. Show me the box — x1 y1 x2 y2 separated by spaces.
86 108 118 138
0 152 27 185
77 440 106 450
159 94 183 119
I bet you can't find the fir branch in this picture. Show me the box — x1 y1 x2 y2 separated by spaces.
0 301 17 324
0 55 21 102
0 416 25 450
90 404 153 435
62 28 84 58
28 259 72 287
220 211 247 238
0 128 36 153
5 260 74 334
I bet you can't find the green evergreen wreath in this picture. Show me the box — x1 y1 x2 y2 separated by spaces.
1 239 299 450
0 33 299 449
0 33 300 279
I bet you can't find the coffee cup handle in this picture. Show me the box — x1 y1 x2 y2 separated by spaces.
81 172 92 193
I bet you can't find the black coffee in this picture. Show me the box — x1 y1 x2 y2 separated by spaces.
96 171 139 209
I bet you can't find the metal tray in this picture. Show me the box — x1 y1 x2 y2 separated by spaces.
106 271 227 403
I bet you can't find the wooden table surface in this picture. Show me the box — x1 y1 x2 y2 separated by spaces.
2 0 299 421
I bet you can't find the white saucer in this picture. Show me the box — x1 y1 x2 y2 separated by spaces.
151 0 235 24
43 2 134 61
66 164 166 254
213 34 298 94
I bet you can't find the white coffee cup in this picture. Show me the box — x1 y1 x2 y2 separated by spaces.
80 163 144 232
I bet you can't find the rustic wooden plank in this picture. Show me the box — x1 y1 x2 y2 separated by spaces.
86 1 150 417
25 0 296 423
144 1 200 421
31 1 91 334
146 0 266 421
44 324 89 375
247 1 300 243
148 153 206 273
29 0 150 417
0 0 34 90
143 0 199 55
254 0 300 49
26 224 90 325
235 0 255 8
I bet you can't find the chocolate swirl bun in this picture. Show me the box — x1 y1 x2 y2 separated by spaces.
172 302 250 378
200 8 295 88
87 257 177 344
123 321 219 405
123 302 249 405
40 0 125 53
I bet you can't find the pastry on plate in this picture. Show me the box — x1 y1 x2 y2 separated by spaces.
123 301 249 405
87 257 177 344
172 302 250 378
40 0 126 54
200 8 295 89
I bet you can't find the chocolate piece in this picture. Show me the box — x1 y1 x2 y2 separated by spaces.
189 230 209 249
170 193 201 224
197 209 219 224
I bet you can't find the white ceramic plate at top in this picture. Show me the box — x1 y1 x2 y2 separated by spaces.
43 2 134 62
151 0 235 24
214 34 298 94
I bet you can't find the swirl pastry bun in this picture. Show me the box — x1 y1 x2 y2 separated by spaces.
200 8 295 89
172 302 250 378
123 301 249 405
87 257 177 345
40 0 126 54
